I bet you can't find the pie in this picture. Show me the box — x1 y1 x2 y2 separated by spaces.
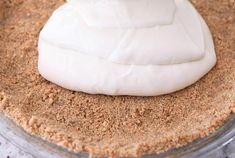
0 0 234 157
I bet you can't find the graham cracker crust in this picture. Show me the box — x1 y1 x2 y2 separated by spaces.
0 0 234 157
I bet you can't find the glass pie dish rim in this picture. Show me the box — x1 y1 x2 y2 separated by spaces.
1 111 235 158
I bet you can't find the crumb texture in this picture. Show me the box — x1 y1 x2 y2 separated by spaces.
0 0 235 157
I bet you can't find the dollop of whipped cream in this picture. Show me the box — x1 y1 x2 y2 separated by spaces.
38 0 216 96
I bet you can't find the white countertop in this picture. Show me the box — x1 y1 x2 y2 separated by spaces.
0 135 33 158
0 135 235 158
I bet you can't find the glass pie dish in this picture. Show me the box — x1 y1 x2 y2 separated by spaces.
0 0 235 158
1 111 235 158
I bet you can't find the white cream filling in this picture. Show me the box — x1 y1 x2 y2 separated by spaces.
40 0 205 65
38 0 216 96
68 0 176 28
